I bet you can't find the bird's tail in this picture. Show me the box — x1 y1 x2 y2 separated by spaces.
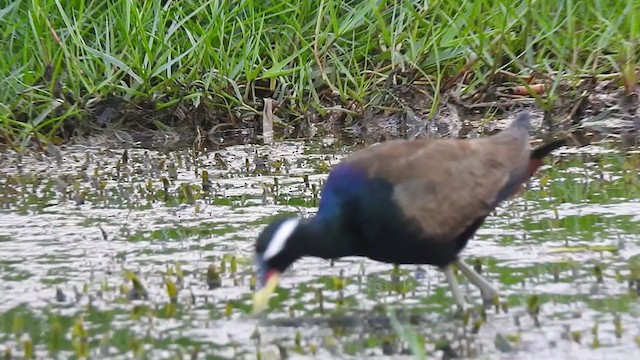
526 138 567 178
531 138 567 159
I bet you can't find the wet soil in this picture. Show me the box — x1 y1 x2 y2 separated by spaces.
6 71 639 151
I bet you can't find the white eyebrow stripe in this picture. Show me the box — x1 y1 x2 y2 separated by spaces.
263 218 300 260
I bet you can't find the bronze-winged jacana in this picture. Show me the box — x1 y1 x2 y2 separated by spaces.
253 112 566 313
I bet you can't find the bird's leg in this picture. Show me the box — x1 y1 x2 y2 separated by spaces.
442 265 466 312
455 259 499 301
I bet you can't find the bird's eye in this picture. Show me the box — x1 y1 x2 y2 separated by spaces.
262 218 300 260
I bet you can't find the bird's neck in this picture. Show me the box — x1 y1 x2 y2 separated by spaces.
294 216 359 260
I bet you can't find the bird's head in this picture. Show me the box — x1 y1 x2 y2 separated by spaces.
252 217 303 313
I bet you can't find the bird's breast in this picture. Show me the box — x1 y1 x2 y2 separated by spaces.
358 220 462 267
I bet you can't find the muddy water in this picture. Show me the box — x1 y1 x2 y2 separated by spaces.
0 140 639 359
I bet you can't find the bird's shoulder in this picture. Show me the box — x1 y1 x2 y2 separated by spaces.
332 135 531 240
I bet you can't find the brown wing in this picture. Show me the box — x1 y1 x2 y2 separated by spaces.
341 129 531 241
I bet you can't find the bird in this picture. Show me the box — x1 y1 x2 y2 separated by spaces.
252 112 566 313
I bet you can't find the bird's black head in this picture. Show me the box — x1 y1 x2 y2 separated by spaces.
253 217 303 313
255 217 303 284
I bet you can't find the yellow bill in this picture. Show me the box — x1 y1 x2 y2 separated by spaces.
252 272 280 314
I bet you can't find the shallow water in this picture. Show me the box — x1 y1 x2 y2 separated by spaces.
0 139 639 359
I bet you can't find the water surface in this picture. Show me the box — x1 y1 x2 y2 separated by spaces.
0 140 639 359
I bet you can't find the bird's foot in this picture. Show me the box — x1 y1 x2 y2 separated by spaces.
481 291 501 307
455 302 470 314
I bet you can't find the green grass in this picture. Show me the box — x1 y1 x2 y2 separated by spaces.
0 0 638 146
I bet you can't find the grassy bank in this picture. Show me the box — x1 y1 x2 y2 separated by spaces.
0 0 638 147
